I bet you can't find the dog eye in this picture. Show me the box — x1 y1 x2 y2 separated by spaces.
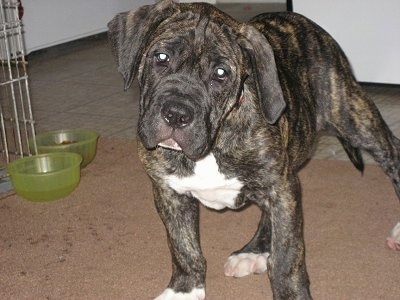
213 67 227 81
155 53 170 64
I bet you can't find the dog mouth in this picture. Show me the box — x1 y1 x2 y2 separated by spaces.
140 113 209 160
157 138 183 151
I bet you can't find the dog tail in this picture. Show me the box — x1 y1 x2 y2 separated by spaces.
337 136 365 173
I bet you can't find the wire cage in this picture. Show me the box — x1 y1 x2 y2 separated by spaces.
0 0 36 188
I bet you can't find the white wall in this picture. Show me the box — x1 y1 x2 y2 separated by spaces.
22 0 153 54
293 0 400 84
218 0 283 2
22 1 400 84
22 0 284 54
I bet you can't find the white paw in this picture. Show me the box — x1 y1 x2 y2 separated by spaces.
386 222 400 250
154 288 205 300
224 252 270 277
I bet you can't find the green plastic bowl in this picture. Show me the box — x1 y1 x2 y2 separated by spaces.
6 152 82 202
33 129 99 168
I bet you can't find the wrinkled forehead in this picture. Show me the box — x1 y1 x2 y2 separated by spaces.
149 10 242 61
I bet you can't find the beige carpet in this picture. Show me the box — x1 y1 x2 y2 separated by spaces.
0 138 399 299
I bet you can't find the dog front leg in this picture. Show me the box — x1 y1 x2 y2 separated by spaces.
224 210 271 277
268 175 312 300
153 186 206 300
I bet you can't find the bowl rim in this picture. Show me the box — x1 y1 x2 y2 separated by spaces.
32 128 99 147
35 128 99 138
7 152 83 176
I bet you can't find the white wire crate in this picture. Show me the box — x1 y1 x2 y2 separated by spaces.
0 0 36 185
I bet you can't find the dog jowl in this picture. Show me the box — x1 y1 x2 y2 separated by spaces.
108 0 400 299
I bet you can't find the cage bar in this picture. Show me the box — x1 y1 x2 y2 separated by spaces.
0 0 36 189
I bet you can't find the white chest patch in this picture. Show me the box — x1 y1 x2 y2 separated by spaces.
166 154 243 210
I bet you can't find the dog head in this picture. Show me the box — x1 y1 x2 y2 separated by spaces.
108 0 285 160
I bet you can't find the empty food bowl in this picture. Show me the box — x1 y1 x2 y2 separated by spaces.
33 128 99 168
7 152 82 202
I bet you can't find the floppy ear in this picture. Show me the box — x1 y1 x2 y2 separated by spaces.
238 24 286 124
107 0 177 90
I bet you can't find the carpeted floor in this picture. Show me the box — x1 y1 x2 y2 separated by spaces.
0 138 399 299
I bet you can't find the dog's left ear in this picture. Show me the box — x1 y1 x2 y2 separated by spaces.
238 24 286 124
108 0 177 90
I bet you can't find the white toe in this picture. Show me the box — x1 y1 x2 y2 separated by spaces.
224 252 269 277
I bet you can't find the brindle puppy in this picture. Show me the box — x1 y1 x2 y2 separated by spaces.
108 0 400 299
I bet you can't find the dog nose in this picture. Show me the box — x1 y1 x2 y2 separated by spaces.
162 101 194 128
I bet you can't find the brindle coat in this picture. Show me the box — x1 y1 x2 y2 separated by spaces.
108 0 400 299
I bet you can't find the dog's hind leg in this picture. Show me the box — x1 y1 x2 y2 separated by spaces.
329 87 400 199
224 210 271 277
328 87 400 250
387 222 400 250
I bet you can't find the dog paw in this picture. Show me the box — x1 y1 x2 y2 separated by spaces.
154 288 205 300
386 222 400 250
224 252 270 277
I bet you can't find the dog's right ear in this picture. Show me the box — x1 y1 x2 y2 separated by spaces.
108 0 177 90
